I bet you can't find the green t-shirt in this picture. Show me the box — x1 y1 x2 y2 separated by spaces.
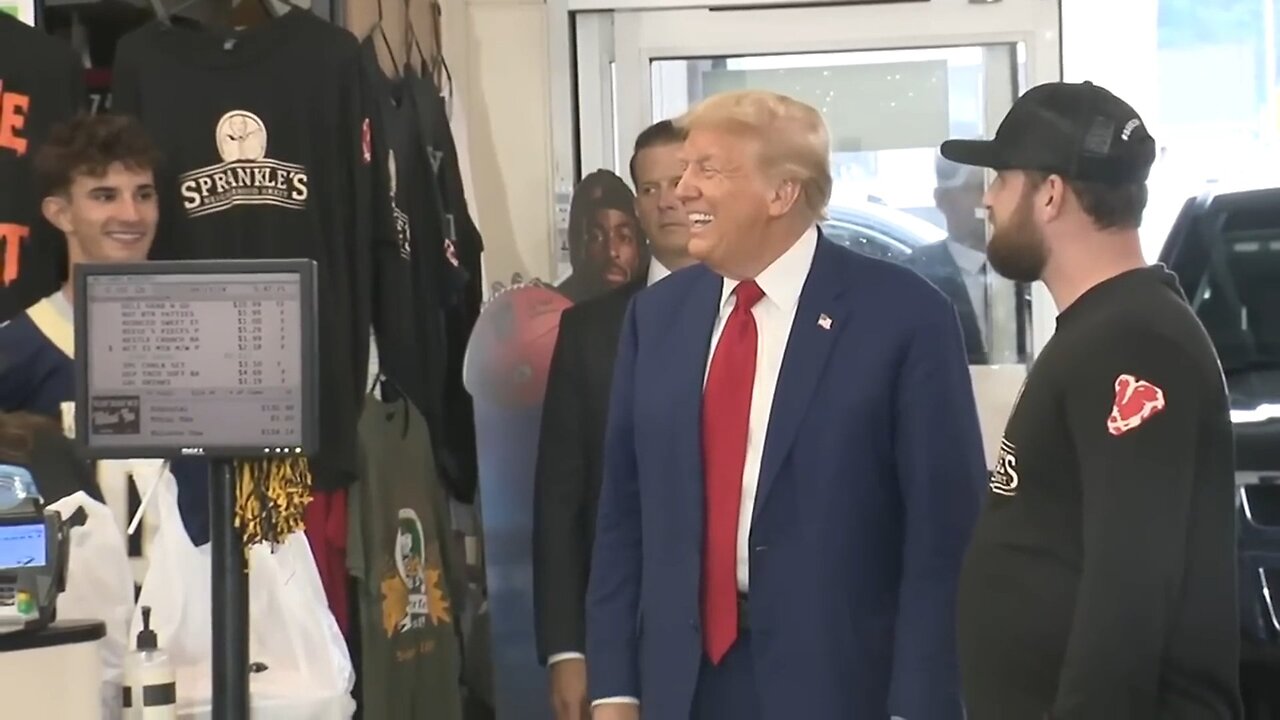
348 393 464 720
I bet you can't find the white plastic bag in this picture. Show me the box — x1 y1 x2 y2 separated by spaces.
130 468 355 719
50 491 136 720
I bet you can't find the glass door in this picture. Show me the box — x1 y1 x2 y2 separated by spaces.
579 0 1062 361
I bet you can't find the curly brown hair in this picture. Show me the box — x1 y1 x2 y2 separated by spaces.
32 113 162 198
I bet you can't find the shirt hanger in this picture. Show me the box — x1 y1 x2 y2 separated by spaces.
370 0 402 79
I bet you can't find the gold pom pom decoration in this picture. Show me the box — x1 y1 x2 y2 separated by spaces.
233 456 312 554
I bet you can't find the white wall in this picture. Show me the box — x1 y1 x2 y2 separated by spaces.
463 0 556 286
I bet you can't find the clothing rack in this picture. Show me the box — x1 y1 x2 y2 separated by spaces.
144 0 334 30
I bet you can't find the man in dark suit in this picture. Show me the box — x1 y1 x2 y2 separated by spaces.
586 91 988 720
533 119 693 720
906 154 990 363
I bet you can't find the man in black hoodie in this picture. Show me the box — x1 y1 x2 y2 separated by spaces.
944 81 1242 720
555 170 646 303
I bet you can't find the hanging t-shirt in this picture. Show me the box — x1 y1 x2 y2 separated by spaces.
348 393 464 720
405 64 483 503
110 10 374 490
0 13 83 323
84 67 113 115
362 42 446 438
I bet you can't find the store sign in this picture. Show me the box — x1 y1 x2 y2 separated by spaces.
0 80 30 157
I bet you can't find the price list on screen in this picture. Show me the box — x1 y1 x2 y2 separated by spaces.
83 272 306 451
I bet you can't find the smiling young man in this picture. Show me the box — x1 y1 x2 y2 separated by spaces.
0 113 160 417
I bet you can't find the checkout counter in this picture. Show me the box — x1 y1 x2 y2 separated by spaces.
0 463 104 717
0 620 106 716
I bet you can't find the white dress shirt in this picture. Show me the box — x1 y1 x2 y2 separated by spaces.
545 258 675 668
705 226 817 593
945 238 988 347
647 258 671 286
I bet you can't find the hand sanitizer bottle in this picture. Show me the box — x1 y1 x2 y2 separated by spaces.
123 606 177 720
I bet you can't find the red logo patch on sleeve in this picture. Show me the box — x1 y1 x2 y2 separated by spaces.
1107 374 1167 436
361 118 372 164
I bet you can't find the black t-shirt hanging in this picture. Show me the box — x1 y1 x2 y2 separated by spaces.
409 67 480 312
362 41 451 476
0 13 83 322
404 64 483 503
111 11 373 489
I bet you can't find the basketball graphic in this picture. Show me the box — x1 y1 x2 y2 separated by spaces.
463 283 573 409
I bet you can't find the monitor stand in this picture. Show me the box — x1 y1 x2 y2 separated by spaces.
209 458 248 720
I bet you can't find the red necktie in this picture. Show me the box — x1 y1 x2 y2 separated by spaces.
701 279 764 664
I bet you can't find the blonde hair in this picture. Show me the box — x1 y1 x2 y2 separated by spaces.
675 90 833 220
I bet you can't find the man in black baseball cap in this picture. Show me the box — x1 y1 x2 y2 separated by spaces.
949 82 1243 720
940 80 1157 287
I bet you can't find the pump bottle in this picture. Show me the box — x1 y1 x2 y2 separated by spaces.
123 606 177 720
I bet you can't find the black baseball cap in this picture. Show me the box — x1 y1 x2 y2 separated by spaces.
940 81 1156 185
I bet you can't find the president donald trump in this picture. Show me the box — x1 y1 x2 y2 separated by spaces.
585 90 988 720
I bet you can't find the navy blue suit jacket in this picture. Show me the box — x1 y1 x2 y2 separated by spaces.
585 236 987 719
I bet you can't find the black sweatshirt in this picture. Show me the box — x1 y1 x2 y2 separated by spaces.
361 40 450 482
957 266 1242 720
402 62 484 503
0 13 82 322
111 11 373 488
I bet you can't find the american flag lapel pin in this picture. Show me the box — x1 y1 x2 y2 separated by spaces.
817 313 832 330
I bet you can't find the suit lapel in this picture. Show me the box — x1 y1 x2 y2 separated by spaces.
667 270 723 527
753 238 850 521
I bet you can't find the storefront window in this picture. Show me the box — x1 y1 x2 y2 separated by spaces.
1065 0 1280 260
